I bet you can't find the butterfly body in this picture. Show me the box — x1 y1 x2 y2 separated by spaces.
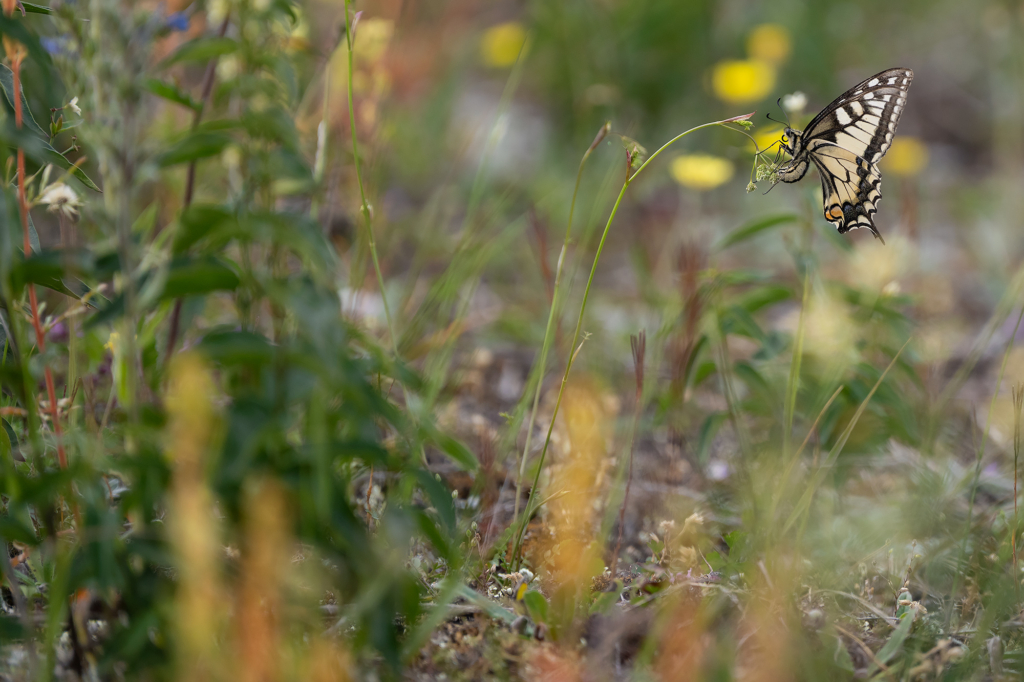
775 67 914 243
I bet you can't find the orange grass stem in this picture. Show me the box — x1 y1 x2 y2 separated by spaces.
12 54 67 470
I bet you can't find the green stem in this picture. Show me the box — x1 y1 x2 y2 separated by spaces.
344 0 398 358
947 302 1024 628
510 114 753 567
783 271 810 456
513 123 609 528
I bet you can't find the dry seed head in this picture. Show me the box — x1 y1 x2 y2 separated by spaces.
588 121 611 153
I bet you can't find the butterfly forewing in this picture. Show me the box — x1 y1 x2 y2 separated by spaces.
777 67 913 242
804 68 913 164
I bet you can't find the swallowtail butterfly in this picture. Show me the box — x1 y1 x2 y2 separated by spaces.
776 68 913 244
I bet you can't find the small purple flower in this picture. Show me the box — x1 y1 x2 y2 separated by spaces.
48 321 68 344
41 36 69 56
166 12 189 32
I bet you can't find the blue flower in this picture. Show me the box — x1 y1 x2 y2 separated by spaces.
41 36 69 56
166 12 189 32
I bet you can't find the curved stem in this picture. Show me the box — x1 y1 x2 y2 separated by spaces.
510 113 753 566
344 0 398 359
513 123 608 527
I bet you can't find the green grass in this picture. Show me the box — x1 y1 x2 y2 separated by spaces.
1 1 1024 680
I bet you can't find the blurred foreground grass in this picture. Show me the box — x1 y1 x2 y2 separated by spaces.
2 1 1024 681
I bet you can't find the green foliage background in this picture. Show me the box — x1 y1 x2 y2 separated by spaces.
0 0 1023 680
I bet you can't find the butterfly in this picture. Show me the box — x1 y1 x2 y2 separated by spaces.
774 67 914 245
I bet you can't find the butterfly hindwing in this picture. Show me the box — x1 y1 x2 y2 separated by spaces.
808 141 883 236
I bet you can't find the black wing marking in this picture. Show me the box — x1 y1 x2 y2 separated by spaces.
807 140 884 241
804 67 913 165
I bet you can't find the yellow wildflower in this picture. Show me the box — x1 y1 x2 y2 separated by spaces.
747 24 791 65
480 21 527 68
670 154 734 190
712 60 775 104
884 137 928 177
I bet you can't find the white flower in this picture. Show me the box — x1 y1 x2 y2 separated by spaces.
67 96 81 116
781 91 807 114
40 182 81 218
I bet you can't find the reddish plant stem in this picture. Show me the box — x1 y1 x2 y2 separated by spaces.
165 15 231 361
13 56 67 469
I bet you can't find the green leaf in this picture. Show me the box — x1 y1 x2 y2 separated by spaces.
157 131 232 167
430 430 479 471
160 256 240 299
198 330 275 366
161 36 239 67
21 2 53 14
697 411 728 464
174 204 235 254
733 284 791 314
0 65 99 191
867 612 915 675
832 633 855 672
692 360 717 386
0 615 24 641
414 469 456 534
523 590 549 624
0 64 46 139
11 249 100 301
40 141 100 191
0 18 52 78
589 587 619 616
143 78 201 113
714 214 797 252
23 207 40 253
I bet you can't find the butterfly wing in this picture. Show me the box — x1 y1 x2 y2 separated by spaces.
796 68 912 240
807 140 885 241
803 68 913 164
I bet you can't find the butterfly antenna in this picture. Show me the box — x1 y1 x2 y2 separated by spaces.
777 97 792 127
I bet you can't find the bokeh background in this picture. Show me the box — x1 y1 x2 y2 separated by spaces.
6 0 1024 678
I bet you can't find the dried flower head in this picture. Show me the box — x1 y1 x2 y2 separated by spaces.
40 182 81 219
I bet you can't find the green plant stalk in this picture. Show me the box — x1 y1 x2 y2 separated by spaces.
782 336 911 536
947 303 1024 628
344 0 398 358
510 114 754 566
783 270 810 456
512 123 609 528
770 384 844 526
1013 385 1022 605
926 266 1024 449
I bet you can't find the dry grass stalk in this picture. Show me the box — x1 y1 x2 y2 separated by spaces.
234 478 291 682
166 354 223 681
611 331 645 578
